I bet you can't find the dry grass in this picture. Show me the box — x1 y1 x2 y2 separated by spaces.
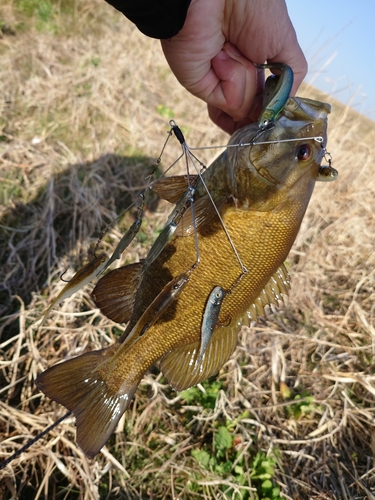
1 1 375 498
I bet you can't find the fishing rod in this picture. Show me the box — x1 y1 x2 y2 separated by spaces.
0 410 72 471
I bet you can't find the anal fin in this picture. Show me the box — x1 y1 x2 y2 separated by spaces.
161 264 291 392
160 318 240 391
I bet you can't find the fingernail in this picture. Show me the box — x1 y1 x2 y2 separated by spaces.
225 43 241 57
217 50 229 60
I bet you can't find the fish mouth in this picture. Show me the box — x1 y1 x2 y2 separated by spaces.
285 97 331 121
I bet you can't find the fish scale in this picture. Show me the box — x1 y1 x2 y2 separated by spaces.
124 194 312 353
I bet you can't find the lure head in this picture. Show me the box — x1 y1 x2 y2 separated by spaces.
227 97 332 211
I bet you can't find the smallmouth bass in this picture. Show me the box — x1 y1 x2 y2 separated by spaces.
36 96 334 458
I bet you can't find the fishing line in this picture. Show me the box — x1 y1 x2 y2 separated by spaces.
183 145 201 267
0 410 72 471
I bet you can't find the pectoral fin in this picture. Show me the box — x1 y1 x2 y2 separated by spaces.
35 348 137 459
175 195 227 236
92 262 143 324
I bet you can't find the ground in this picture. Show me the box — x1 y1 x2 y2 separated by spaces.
1 1 375 499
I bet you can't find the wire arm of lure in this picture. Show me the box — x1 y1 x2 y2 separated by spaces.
158 119 204 271
187 136 325 152
169 120 247 275
141 184 197 274
97 193 146 277
170 120 207 173
185 147 248 275
95 124 182 275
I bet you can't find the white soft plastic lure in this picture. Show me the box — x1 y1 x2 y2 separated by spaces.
198 286 226 362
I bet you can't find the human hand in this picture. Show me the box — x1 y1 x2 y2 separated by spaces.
161 0 307 134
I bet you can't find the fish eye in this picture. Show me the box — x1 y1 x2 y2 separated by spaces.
297 144 312 161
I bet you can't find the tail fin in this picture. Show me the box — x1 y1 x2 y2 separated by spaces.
35 349 137 458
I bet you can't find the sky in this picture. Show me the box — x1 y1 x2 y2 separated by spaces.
287 0 375 121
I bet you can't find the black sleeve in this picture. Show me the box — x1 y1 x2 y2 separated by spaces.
105 0 192 39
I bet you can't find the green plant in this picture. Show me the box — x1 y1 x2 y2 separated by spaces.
180 379 223 410
17 0 57 30
283 388 320 420
191 421 284 500
156 104 174 119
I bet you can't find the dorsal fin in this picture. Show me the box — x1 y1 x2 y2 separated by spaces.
92 262 143 324
175 195 228 236
160 264 290 391
151 175 198 203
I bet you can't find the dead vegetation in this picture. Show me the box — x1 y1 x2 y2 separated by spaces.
1 1 375 498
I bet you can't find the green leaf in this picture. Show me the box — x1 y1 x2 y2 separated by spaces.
261 479 273 492
272 486 281 496
191 449 211 469
234 465 244 475
252 472 272 481
180 386 200 403
215 426 233 452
